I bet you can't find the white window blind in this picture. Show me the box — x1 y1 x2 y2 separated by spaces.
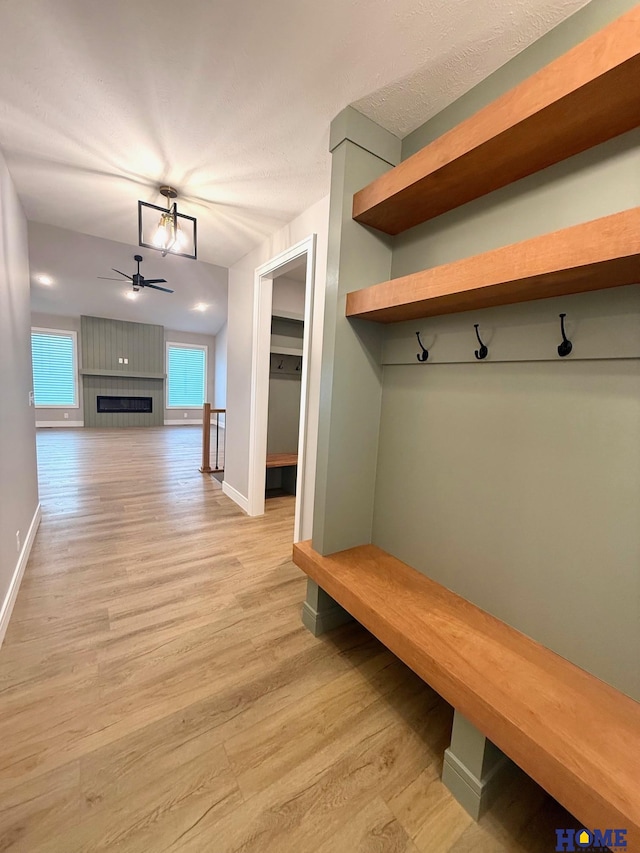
167 344 206 407
31 330 78 407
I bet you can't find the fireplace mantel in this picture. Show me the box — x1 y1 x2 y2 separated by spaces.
80 368 166 379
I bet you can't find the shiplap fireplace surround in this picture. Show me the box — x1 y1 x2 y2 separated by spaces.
80 315 165 427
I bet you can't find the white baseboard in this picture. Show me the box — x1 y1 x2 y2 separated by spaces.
36 421 84 428
0 503 42 648
222 480 249 513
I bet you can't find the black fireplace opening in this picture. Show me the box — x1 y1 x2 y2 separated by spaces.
97 395 153 413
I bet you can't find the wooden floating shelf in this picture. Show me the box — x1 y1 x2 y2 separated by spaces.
293 540 640 847
272 310 304 323
80 369 166 379
346 207 640 323
353 7 640 235
270 346 303 357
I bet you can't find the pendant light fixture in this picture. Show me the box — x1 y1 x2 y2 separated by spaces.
138 186 197 259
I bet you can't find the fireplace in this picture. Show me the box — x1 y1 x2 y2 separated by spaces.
97 395 153 414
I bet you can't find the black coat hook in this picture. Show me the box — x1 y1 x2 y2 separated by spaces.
415 331 429 362
474 324 488 360
296 358 302 371
278 359 284 370
557 313 572 357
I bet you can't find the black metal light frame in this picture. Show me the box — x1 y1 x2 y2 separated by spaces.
138 199 198 260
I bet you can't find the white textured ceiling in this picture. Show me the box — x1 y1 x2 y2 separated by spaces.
0 0 590 269
29 222 228 335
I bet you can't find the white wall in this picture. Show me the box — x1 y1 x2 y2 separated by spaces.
0 149 40 644
225 195 329 538
214 322 227 410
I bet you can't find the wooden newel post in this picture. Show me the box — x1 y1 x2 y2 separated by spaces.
200 403 213 473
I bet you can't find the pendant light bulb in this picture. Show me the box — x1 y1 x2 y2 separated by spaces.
174 224 187 248
153 220 168 249
153 211 178 253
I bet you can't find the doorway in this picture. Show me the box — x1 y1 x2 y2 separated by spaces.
247 235 316 543
266 272 305 499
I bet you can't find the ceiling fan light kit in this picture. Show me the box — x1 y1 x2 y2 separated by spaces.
98 254 174 294
138 185 197 260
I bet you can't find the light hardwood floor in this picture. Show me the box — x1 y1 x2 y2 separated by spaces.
0 427 579 852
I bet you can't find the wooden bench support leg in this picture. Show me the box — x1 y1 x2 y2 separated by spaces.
442 710 513 820
301 579 353 636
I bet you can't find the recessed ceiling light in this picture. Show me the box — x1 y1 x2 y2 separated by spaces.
125 291 139 300
36 274 54 285
194 303 208 312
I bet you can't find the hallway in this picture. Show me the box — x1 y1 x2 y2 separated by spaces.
0 428 576 852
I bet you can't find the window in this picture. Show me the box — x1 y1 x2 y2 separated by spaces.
166 343 207 408
31 328 79 407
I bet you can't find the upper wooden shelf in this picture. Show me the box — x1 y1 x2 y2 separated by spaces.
293 540 640 847
346 207 640 323
270 346 303 357
272 310 304 323
352 7 640 235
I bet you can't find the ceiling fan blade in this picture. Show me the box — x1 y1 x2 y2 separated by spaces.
143 278 168 285
112 268 133 280
145 283 174 293
98 276 128 281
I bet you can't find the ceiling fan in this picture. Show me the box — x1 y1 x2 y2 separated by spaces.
98 254 174 293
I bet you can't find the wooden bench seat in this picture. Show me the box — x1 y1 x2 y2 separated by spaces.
292 540 640 845
266 453 298 468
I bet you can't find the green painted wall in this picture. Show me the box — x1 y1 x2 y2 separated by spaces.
312 109 398 554
373 361 640 700
366 0 640 700
81 315 164 375
268 317 303 455
81 316 164 427
267 374 301 455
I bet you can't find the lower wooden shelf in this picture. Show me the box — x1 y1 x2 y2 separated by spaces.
293 539 640 845
266 453 297 468
346 207 640 323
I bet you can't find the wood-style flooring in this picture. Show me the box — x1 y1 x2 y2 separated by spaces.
0 427 579 852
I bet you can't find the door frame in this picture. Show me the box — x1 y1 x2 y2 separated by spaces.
247 234 316 542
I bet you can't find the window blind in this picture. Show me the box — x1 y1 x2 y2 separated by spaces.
167 345 206 407
31 331 77 407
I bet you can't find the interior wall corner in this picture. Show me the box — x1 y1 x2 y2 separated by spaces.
329 106 401 166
